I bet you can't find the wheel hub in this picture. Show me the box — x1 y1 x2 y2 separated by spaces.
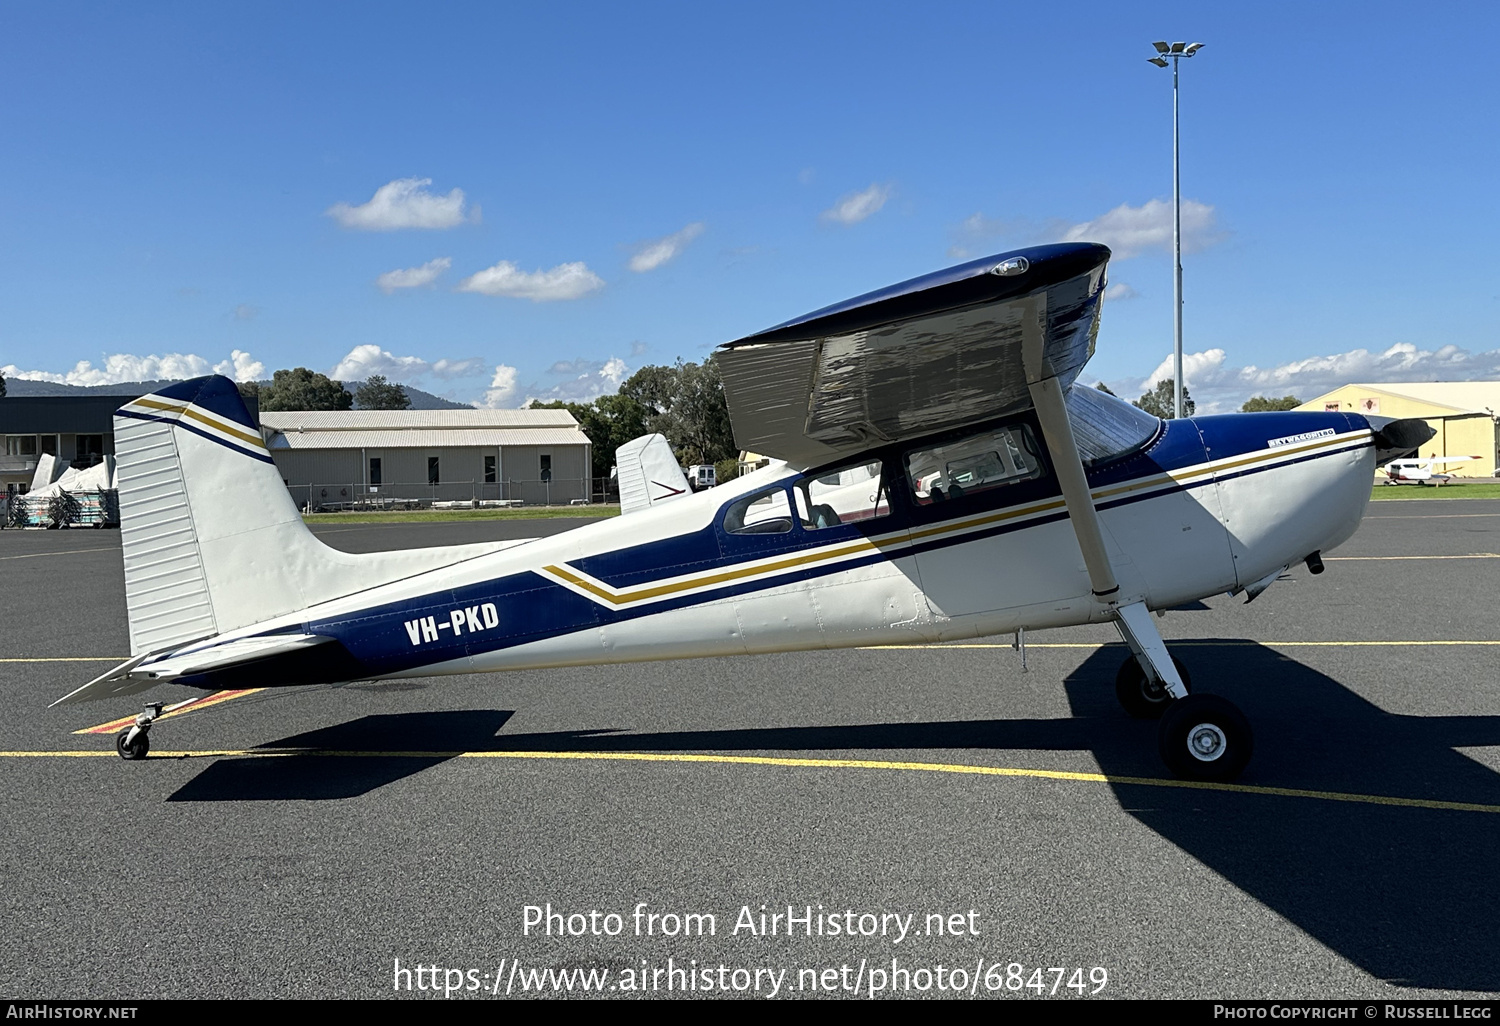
1186 722 1227 762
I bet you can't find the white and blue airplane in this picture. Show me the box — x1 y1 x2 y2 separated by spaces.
54 242 1433 781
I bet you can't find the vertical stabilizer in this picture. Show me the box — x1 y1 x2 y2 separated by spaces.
114 376 519 656
615 433 692 516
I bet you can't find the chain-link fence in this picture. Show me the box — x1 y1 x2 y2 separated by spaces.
287 478 614 512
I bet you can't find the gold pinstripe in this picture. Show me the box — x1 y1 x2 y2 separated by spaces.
128 397 269 450
546 429 1373 610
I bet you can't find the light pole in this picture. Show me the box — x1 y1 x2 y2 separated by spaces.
1148 40 1203 419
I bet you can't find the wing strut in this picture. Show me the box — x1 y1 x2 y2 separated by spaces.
1022 298 1188 699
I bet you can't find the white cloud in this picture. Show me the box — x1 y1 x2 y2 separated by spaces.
458 260 604 301
1130 341 1500 414
629 340 648 356
214 350 265 382
376 257 452 293
1105 282 1139 302
1 351 267 386
233 304 259 321
328 344 486 383
326 178 470 231
429 357 486 380
521 355 630 405
821 183 891 225
1062 198 1222 259
628 222 705 273
475 365 520 408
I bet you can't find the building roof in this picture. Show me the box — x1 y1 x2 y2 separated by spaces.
0 393 260 433
259 407 589 449
258 408 578 430
267 427 591 450
1299 382 1500 417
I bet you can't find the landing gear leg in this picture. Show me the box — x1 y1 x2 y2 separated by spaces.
115 702 162 760
1113 602 1253 781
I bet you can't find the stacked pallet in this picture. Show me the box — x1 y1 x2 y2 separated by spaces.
2 489 119 529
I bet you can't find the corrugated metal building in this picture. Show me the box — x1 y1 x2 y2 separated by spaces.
1296 382 1500 478
259 409 593 508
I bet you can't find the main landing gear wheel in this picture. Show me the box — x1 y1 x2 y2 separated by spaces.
1157 694 1253 782
115 728 149 760
1115 654 1192 719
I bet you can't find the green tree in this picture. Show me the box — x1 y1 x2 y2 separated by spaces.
1094 382 1116 396
0 371 7 397
531 393 652 480
1240 395 1301 412
1134 379 1195 419
618 359 735 466
354 375 411 410
258 368 354 412
663 358 736 466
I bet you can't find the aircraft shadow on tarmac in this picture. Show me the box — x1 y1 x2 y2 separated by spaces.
166 710 514 803
168 643 1500 992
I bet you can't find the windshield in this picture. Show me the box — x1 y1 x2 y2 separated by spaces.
1063 384 1162 466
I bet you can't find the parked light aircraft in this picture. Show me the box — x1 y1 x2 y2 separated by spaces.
54 242 1434 781
1381 454 1478 485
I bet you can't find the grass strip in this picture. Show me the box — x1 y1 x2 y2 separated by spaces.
303 506 620 523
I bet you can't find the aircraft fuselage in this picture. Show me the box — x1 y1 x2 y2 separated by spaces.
156 410 1376 691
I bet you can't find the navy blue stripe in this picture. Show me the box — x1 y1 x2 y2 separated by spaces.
117 409 276 465
150 374 261 432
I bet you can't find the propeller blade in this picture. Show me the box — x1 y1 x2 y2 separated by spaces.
1370 417 1436 462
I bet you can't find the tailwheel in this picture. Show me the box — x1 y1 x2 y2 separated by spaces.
115 728 150 760
1115 654 1191 719
1157 694 1253 782
113 701 161 761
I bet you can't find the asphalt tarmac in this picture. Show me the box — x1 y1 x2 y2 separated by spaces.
2 501 1497 1000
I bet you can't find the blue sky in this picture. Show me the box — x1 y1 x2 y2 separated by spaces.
2 1 1497 412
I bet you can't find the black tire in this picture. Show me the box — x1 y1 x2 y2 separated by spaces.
1157 694 1253 782
115 728 149 761
1115 654 1192 719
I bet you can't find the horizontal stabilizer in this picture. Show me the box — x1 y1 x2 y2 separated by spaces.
615 434 692 515
49 634 335 705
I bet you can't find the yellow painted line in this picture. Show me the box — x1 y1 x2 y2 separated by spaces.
4 746 1497 816
1368 513 1500 519
862 640 1500 649
0 548 117 561
1325 554 1500 560
0 657 129 662
73 688 264 735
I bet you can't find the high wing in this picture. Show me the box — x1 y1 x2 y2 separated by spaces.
715 242 1110 467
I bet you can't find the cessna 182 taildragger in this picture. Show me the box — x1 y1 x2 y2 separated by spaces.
54 242 1432 781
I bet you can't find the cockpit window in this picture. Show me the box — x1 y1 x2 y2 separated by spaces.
723 486 794 535
1063 384 1162 466
905 426 1045 506
795 460 889 530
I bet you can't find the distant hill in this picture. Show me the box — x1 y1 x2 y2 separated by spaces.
3 377 474 410
4 379 179 397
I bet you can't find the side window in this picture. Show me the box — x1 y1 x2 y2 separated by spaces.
724 487 794 535
796 460 890 530
905 425 1045 506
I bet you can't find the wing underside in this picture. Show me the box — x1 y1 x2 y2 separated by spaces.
716 243 1110 467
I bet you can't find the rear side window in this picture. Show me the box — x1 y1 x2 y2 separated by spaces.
795 460 890 530
905 425 1044 506
724 487 794 535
